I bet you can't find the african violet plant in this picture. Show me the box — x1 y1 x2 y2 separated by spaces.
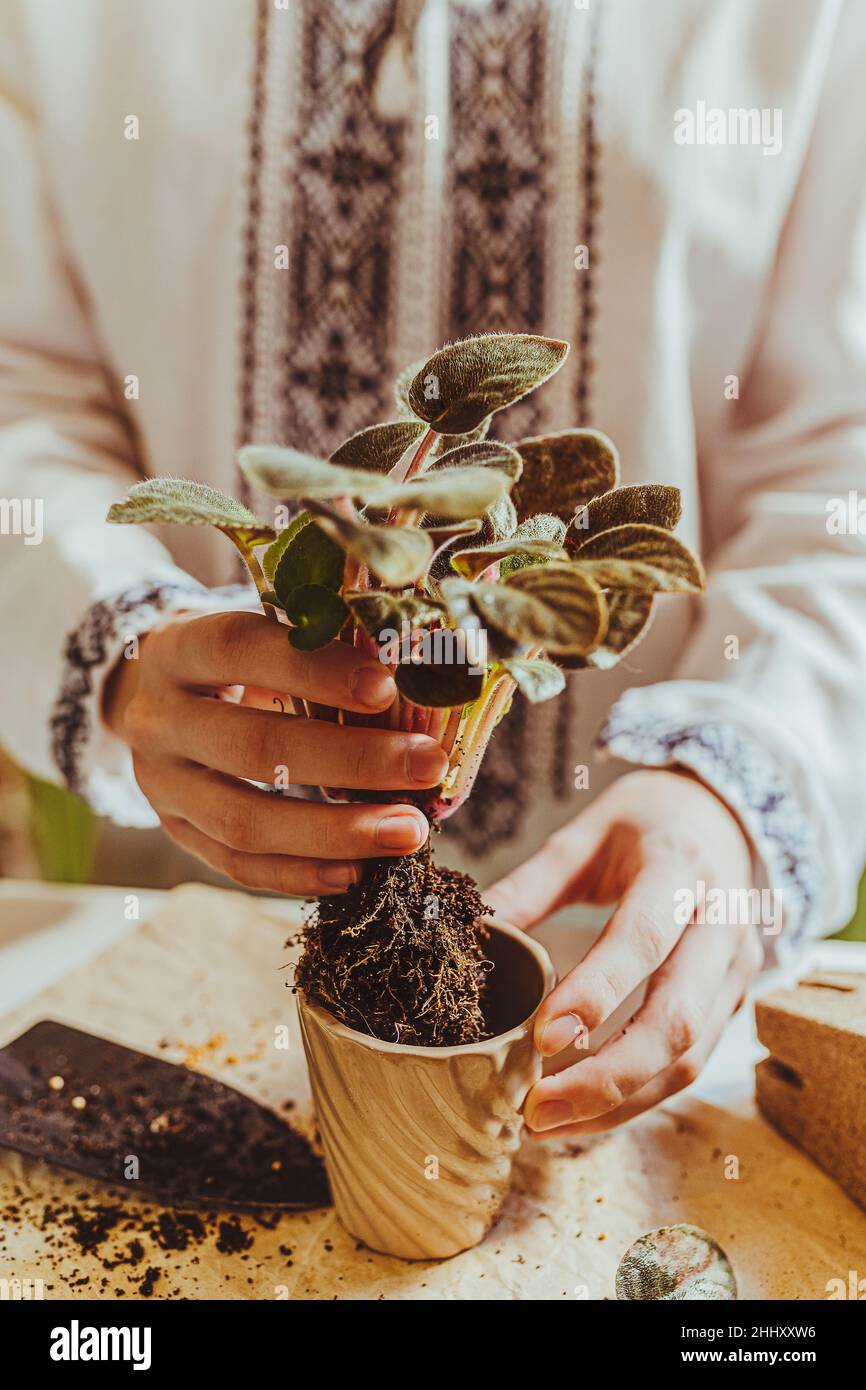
107 333 704 1046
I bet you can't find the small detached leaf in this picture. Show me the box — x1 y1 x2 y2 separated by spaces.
329 420 426 473
499 657 565 703
569 483 682 542
347 591 447 641
407 333 569 435
573 524 705 593
284 584 349 652
309 503 432 587
273 519 344 605
511 429 620 523
107 478 267 534
442 564 607 656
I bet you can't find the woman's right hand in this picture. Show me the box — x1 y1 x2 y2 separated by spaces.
103 610 447 895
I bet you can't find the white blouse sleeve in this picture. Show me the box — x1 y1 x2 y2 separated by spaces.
0 5 241 826
601 0 866 949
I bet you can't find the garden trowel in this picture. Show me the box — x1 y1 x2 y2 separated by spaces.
0 1019 329 1210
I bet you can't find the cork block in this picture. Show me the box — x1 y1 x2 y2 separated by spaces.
755 971 866 1211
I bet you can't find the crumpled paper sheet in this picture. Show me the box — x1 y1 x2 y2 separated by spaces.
1 884 863 1300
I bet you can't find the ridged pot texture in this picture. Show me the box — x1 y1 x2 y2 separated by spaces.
297 918 556 1260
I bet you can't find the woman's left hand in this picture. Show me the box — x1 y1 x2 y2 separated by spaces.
484 769 765 1138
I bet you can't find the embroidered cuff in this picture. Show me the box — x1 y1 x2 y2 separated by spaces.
597 700 821 951
50 578 257 827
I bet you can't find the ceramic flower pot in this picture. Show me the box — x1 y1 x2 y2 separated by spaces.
297 918 555 1260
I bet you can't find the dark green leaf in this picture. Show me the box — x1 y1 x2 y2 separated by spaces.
262 510 312 582
407 333 570 434
309 503 432 587
285 584 349 651
273 519 345 605
511 429 620 522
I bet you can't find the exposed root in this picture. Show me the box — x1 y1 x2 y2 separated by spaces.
294 840 493 1047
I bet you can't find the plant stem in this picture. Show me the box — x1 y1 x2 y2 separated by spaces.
226 529 278 622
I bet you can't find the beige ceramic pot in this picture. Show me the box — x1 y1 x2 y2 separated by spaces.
297 918 555 1260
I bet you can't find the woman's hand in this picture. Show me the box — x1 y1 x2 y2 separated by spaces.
484 769 764 1137
103 610 448 895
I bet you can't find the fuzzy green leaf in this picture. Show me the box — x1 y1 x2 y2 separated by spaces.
241 444 509 519
450 536 567 580
500 514 567 577
329 420 426 473
285 584 349 651
394 358 492 451
262 510 313 581
107 478 265 532
402 465 512 518
442 563 607 656
309 504 432 587
393 356 427 420
487 493 518 541
511 429 620 522
407 333 569 435
346 591 447 641
273 519 344 605
500 657 565 702
573 524 705 593
432 439 524 481
570 484 682 541
239 446 384 503
557 592 654 671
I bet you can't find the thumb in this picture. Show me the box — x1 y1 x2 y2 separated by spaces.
483 823 603 932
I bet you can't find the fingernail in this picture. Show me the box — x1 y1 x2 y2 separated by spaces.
319 863 360 890
538 1013 586 1057
407 743 449 786
352 665 396 709
526 1099 574 1132
377 814 425 851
